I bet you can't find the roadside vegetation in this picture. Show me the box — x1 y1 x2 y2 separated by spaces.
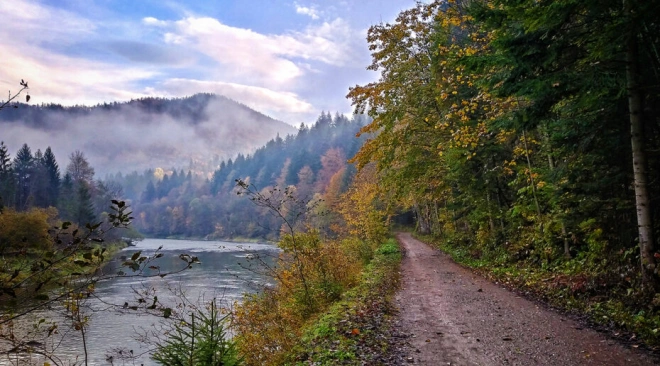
344 0 660 351
231 163 397 365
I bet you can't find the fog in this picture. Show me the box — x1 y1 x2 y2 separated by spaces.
0 94 297 174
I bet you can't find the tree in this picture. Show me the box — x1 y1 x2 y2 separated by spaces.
74 182 96 226
469 0 660 288
142 180 157 202
338 163 389 245
43 147 61 207
29 149 51 208
151 300 241 366
13 143 33 210
0 141 14 210
58 173 76 222
314 148 346 194
66 150 95 185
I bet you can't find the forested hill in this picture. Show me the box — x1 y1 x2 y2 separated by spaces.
109 112 369 240
0 93 297 174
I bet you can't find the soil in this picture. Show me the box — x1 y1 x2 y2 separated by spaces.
393 232 659 365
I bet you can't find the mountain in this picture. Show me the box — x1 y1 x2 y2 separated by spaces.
0 94 297 174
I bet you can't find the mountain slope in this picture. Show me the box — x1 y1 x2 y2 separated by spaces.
0 94 297 174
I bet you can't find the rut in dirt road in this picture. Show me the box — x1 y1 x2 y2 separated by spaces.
394 232 658 365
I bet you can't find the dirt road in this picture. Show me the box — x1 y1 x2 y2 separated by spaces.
394 232 658 365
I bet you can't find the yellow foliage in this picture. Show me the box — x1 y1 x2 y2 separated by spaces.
0 207 57 252
338 164 390 246
233 231 363 365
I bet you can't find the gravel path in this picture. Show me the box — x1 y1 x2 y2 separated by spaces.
394 232 658 365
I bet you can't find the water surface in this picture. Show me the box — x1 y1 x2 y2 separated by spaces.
0 238 278 366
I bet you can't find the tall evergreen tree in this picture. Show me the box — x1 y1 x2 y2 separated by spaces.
75 182 96 226
13 143 33 210
58 173 76 222
0 141 14 209
142 180 157 202
43 147 60 207
29 149 50 208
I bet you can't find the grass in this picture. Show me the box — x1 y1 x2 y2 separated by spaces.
284 238 402 365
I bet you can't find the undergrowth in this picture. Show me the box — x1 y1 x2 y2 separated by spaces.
232 237 402 365
286 238 402 365
234 233 401 365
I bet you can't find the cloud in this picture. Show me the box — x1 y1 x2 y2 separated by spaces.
142 16 168 27
0 41 156 106
0 0 379 124
296 5 320 20
143 15 361 88
0 1 157 106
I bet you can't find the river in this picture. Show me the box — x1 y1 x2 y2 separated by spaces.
0 238 278 366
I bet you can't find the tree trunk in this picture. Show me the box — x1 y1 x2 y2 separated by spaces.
626 0 657 288
522 130 542 219
415 203 431 235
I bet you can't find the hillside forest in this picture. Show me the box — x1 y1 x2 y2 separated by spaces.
1 0 660 363
1 111 368 243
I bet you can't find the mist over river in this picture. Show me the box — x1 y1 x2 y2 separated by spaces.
1 238 278 366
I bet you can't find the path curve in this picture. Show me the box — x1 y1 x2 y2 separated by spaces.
394 232 657 365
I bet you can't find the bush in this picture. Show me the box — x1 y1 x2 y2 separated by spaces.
233 231 364 366
0 207 57 253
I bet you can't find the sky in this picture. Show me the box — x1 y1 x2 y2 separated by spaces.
0 0 415 125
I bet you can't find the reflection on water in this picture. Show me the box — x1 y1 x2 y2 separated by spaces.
0 238 278 366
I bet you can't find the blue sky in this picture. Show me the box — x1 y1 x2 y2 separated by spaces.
0 0 414 124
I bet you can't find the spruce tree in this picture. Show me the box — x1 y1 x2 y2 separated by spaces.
75 182 96 226
58 173 76 222
13 143 33 210
43 147 60 207
29 149 50 208
0 142 14 209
